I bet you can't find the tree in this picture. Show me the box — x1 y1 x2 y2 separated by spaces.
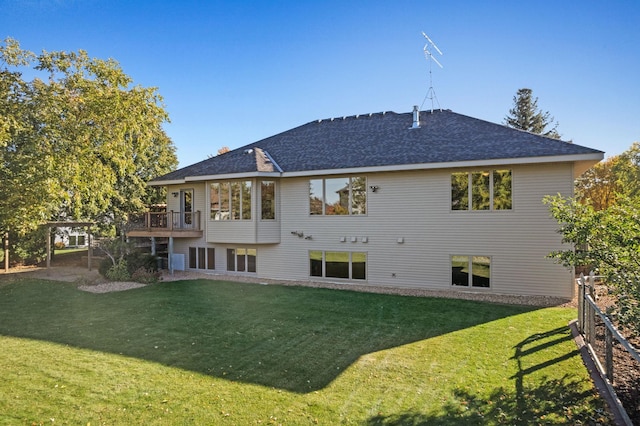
0 37 177 249
612 141 640 199
544 194 640 336
504 88 560 138
575 156 622 210
575 142 640 211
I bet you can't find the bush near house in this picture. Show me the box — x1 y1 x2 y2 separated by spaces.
98 250 160 284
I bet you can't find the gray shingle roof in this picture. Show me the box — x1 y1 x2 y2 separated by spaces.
152 109 603 183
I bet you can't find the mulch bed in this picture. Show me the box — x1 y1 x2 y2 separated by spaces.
592 286 640 424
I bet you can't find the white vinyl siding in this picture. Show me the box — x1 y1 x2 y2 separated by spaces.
257 163 574 298
167 162 575 298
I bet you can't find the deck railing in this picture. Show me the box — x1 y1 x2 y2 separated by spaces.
128 211 201 232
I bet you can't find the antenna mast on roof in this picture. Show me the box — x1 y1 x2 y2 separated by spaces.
420 31 443 113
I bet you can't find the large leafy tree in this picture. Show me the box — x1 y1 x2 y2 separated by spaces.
544 195 640 336
0 37 177 250
546 142 640 335
575 142 640 210
504 88 560 138
575 156 622 210
612 142 640 199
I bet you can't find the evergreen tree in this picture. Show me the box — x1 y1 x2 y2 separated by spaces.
504 88 560 138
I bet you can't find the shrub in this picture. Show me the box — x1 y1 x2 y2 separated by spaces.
98 257 113 278
54 241 66 250
105 260 131 282
97 241 159 281
125 251 159 275
131 267 161 285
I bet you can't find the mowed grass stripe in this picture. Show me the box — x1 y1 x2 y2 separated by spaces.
0 278 613 424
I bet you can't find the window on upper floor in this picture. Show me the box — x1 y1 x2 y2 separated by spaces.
210 181 252 220
451 170 512 211
309 176 366 216
261 180 276 220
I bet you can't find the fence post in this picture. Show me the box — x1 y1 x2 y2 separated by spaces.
605 326 614 382
577 273 585 334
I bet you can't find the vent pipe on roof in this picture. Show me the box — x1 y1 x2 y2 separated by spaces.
411 105 420 129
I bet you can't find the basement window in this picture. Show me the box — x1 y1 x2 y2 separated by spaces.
451 255 491 288
309 251 366 280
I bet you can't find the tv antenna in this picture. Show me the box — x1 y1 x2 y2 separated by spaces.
420 31 443 112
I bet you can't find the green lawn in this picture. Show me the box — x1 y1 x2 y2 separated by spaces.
0 278 612 424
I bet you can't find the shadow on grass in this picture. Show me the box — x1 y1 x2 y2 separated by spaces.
0 278 540 393
367 326 614 425
367 376 612 425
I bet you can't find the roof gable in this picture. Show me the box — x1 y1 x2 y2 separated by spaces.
152 109 603 183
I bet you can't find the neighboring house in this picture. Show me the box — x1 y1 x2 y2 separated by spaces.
128 107 603 299
54 227 90 248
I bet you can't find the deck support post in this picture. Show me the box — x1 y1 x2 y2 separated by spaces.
3 232 8 272
87 230 92 271
46 226 52 271
168 236 174 275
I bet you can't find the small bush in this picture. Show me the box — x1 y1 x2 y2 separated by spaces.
98 257 113 278
54 242 66 250
105 260 131 282
131 267 161 285
126 252 159 275
98 250 160 280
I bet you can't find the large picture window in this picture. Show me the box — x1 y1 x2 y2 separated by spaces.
451 255 491 288
210 181 251 220
451 170 512 211
309 176 366 216
309 251 367 280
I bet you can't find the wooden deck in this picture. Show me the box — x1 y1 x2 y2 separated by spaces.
126 211 203 238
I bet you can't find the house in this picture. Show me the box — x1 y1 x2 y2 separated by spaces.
128 107 603 299
54 226 90 248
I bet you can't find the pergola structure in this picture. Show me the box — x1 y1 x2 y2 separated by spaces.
44 221 95 270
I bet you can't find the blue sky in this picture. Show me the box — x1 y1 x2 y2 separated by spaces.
1 0 638 168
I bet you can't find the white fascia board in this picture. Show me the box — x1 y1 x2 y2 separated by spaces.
148 153 603 184
148 172 282 186
186 172 282 181
281 153 604 177
148 179 186 186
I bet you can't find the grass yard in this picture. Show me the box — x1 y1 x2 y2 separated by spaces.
0 278 613 425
